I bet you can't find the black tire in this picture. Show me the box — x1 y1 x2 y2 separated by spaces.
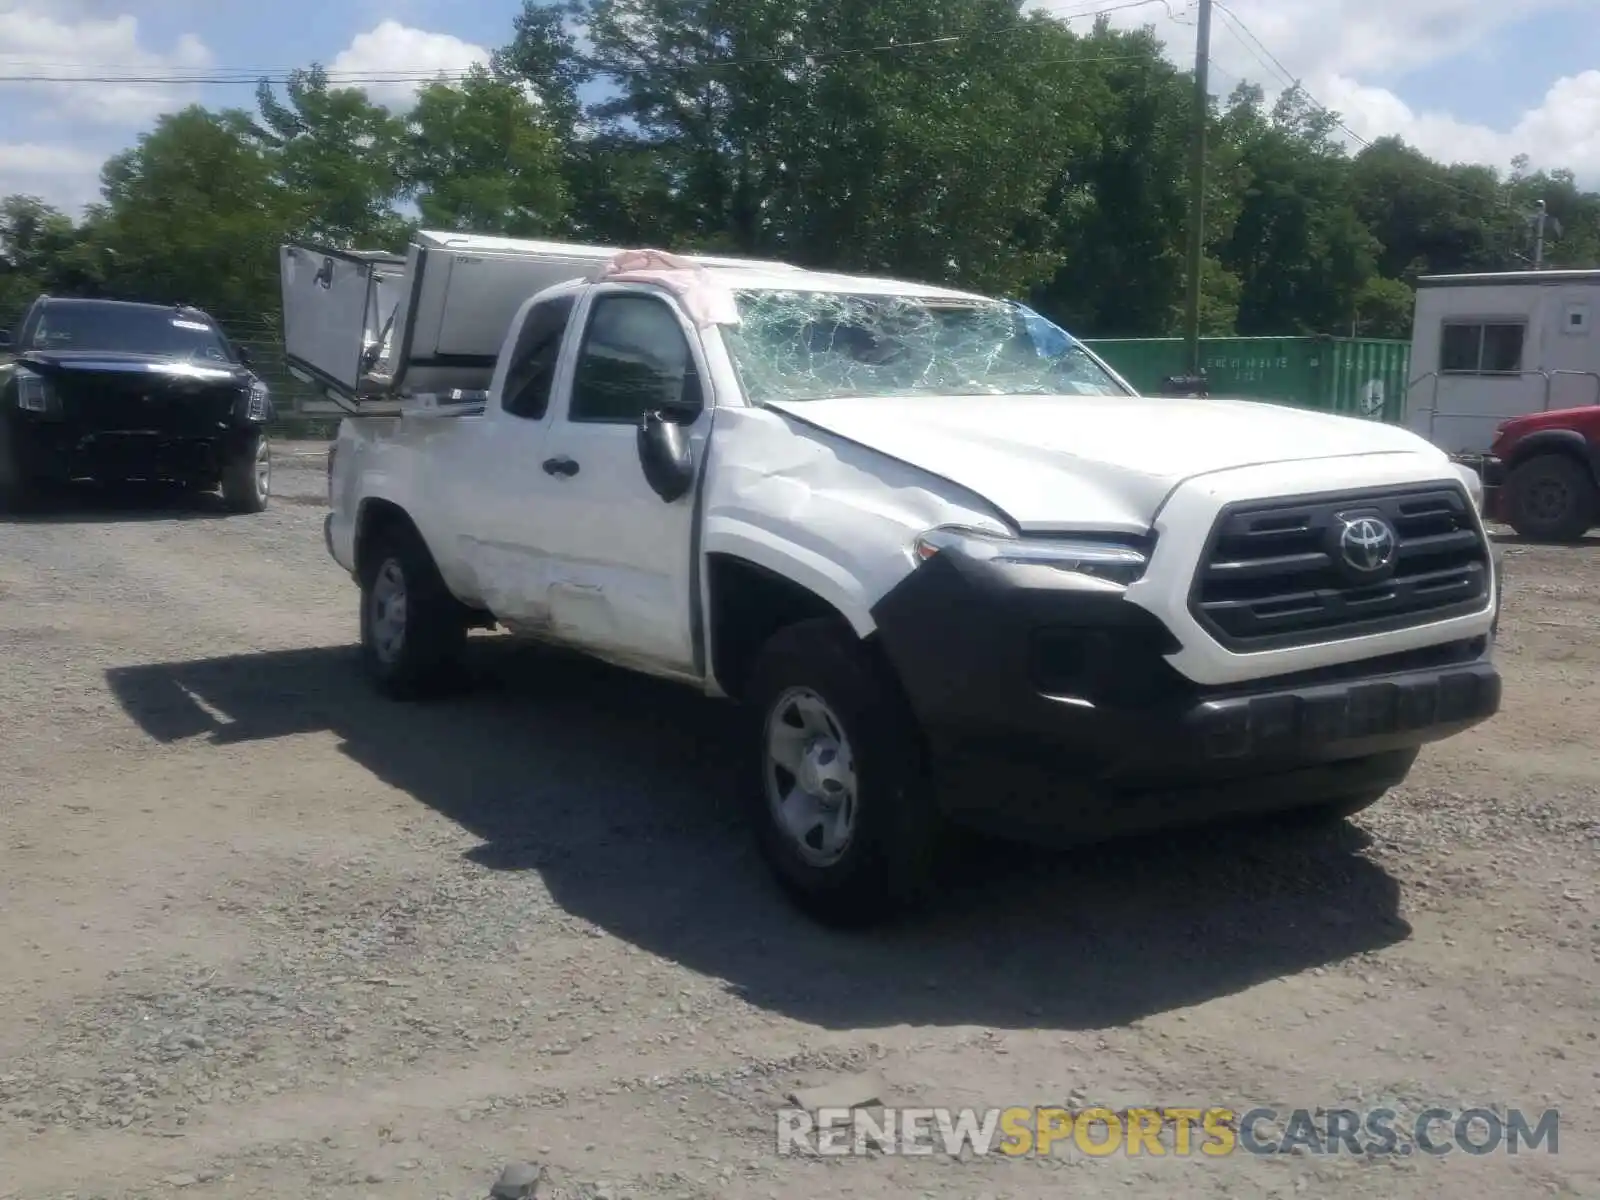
744 618 942 927
1503 453 1596 543
358 521 468 701
221 433 271 514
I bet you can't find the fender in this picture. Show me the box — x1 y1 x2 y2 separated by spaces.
1502 428 1600 483
699 516 880 638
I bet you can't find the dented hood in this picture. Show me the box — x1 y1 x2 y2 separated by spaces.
765 392 1442 533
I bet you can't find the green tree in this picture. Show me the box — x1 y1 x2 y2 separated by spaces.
1218 84 1380 335
1028 21 1204 335
405 65 570 235
0 196 104 321
574 0 1081 293
253 66 410 249
95 105 288 320
494 1 593 138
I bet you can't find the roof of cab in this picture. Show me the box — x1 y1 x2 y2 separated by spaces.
696 266 995 302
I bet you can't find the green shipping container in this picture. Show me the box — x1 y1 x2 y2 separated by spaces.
1079 335 1412 424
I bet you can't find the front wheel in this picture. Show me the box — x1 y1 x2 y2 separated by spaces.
1503 453 1596 542
358 524 467 701
221 433 271 514
744 619 942 927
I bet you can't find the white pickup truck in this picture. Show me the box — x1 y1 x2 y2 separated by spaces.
282 231 1503 925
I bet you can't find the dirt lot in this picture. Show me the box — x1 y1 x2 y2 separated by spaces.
0 441 1596 1199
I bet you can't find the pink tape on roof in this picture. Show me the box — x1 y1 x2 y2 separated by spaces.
599 249 741 328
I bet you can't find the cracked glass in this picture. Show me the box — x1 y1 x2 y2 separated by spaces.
720 290 1130 404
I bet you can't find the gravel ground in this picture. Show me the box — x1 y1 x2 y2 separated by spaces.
0 440 1596 1198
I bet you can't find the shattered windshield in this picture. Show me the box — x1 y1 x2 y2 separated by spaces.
721 290 1129 404
29 305 233 362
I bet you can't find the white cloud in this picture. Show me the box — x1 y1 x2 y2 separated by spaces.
1325 70 1600 182
0 142 106 213
1077 0 1600 184
330 20 492 109
0 3 213 126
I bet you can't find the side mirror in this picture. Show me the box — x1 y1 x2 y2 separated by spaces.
236 345 254 367
0 330 12 350
637 410 696 503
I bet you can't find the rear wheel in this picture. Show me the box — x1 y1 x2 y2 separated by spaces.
744 619 942 927
1503 452 1596 542
358 523 467 700
221 433 271 514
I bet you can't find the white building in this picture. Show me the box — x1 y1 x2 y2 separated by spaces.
1402 268 1600 456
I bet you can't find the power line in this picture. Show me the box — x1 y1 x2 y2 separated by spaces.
0 0 1173 86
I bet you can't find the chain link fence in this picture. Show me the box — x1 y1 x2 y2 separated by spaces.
232 333 341 439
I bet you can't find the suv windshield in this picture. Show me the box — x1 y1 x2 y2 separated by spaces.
29 305 233 363
721 290 1128 404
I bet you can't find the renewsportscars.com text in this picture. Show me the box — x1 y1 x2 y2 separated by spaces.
776 1105 1560 1158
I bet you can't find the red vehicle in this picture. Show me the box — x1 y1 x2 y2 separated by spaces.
1476 406 1600 541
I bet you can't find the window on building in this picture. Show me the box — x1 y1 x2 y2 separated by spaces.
1439 321 1526 375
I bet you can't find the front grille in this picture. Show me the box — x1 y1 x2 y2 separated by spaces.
1190 485 1491 651
56 373 241 434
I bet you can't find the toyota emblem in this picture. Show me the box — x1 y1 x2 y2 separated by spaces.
1338 516 1397 574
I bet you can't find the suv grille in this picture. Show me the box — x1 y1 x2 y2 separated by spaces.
1190 485 1491 651
57 374 240 433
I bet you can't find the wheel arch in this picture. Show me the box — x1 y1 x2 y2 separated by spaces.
1504 430 1600 483
354 496 426 582
706 552 909 704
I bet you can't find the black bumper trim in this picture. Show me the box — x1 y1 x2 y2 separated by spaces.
1171 659 1498 764
6 414 259 485
870 548 1501 841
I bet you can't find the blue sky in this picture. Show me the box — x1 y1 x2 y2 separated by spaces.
3 0 1598 221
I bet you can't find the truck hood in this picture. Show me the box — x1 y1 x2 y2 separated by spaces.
765 393 1444 533
18 350 251 386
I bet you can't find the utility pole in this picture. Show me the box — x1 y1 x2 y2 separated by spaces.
1532 199 1547 270
1182 0 1213 379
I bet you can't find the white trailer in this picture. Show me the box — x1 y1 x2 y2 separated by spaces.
1403 268 1600 456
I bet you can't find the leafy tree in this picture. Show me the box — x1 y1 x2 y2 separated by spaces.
252 66 410 249
1218 84 1381 335
405 65 570 235
1029 22 1202 335
494 0 594 138
94 106 288 321
1351 274 1415 339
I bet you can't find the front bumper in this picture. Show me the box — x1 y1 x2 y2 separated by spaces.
870 550 1502 842
8 411 262 484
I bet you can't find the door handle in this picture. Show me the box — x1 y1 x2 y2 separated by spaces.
542 456 580 478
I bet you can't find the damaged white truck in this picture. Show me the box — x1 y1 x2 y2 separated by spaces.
282 231 1503 925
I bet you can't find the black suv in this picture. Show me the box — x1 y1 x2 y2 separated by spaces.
0 296 273 512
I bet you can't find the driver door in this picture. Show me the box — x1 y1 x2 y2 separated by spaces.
530 285 710 679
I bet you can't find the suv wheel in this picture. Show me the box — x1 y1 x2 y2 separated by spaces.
1503 452 1596 542
744 619 942 927
221 434 271 514
358 523 467 700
